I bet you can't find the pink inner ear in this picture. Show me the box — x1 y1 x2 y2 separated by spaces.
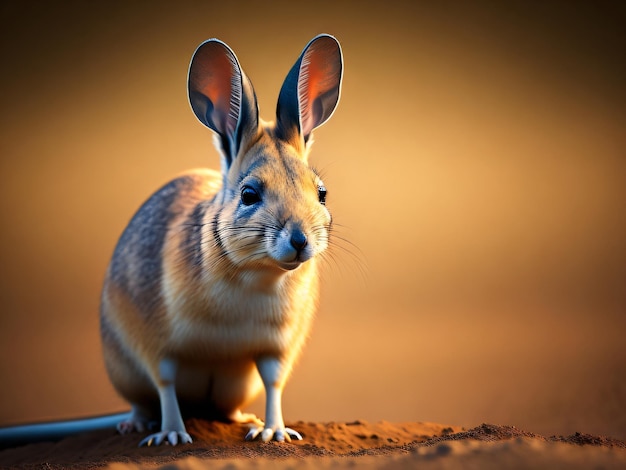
190 43 240 136
298 38 341 136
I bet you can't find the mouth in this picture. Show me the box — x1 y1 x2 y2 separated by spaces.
275 260 302 271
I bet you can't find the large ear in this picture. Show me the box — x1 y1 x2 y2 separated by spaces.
276 34 343 148
188 39 259 168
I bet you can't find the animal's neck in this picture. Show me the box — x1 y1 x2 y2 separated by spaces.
204 258 316 296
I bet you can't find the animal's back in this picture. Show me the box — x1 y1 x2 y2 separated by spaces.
105 170 220 312
100 169 228 417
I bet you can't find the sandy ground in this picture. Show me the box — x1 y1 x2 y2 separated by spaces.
1 419 624 469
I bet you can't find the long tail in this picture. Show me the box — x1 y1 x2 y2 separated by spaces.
0 411 130 449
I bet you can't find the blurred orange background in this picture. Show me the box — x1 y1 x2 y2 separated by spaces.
1 1 624 439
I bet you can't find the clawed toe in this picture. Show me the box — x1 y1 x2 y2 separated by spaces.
284 427 303 441
245 425 302 442
138 430 193 447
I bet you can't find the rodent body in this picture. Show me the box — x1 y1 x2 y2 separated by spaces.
100 35 343 446
101 148 319 418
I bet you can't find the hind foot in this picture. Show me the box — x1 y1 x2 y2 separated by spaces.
117 406 154 435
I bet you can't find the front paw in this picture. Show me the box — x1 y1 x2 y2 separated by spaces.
138 430 193 447
245 425 303 442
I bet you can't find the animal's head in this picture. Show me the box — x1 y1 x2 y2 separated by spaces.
188 35 343 273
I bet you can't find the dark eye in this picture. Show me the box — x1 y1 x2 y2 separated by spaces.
318 185 327 205
241 186 261 206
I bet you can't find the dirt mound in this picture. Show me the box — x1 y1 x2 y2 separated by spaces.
0 420 624 469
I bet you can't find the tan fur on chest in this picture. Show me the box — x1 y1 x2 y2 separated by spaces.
152 170 320 363
163 233 319 363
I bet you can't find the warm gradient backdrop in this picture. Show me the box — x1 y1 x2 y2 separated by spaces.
1 1 624 439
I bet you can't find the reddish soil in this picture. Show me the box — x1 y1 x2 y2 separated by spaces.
1 419 625 469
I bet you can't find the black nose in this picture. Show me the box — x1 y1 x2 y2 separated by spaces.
290 229 308 251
